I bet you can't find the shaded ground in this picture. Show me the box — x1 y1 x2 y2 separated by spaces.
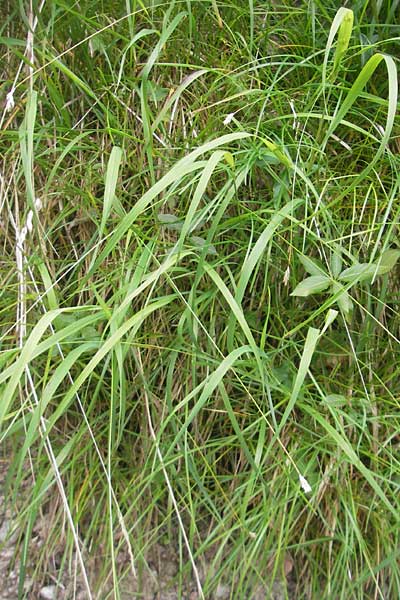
1 461 292 599
0 458 24 599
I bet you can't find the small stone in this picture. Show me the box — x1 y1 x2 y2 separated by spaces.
215 583 230 599
39 585 58 599
23 578 33 591
0 519 11 543
1 547 14 560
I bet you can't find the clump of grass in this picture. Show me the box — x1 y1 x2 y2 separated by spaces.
0 1 399 598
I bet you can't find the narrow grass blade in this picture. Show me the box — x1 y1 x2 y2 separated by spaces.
152 69 207 132
100 146 123 237
278 327 321 435
89 132 251 277
322 7 354 85
140 12 187 80
323 53 398 196
46 296 175 432
308 406 398 520
178 150 226 244
168 346 252 451
0 311 62 427
228 199 302 349
18 90 37 206
204 263 264 381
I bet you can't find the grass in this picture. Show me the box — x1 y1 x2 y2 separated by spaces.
0 0 399 598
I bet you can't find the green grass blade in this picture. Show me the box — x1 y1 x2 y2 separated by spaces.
100 146 123 237
278 326 321 435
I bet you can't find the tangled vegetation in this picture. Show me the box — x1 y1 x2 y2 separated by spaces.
0 1 399 598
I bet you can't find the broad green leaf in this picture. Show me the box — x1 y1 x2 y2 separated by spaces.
339 251 400 284
291 275 330 297
323 394 347 406
299 254 326 276
158 213 183 231
157 213 180 224
339 263 377 283
330 247 343 278
331 282 353 321
321 309 339 334
224 152 235 169
190 236 217 255
375 249 400 275
337 291 353 320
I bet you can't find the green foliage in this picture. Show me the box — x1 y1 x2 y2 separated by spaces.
292 249 400 320
0 2 399 599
